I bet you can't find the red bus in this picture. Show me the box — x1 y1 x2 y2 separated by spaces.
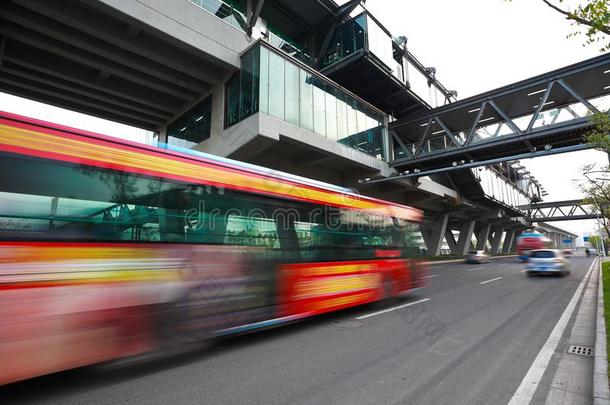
0 111 426 385
516 231 554 261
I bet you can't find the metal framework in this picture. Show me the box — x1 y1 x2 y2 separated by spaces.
519 199 597 222
389 53 610 169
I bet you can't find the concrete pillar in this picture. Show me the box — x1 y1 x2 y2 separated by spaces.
509 231 518 253
476 223 491 250
502 228 515 254
489 226 504 255
445 229 457 254
421 213 449 257
457 220 476 255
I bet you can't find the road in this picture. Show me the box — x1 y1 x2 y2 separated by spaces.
2 254 595 405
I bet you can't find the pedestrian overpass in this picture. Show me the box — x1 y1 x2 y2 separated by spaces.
389 53 610 174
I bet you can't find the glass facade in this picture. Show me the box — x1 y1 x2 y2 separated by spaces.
189 0 246 31
167 95 213 148
473 167 533 208
320 12 450 109
227 43 388 160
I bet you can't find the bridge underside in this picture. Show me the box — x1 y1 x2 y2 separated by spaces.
0 0 236 130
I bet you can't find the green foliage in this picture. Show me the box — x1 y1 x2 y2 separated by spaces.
566 0 610 51
585 111 610 151
589 234 602 247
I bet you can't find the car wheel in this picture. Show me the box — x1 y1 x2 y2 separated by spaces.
526 271 533 277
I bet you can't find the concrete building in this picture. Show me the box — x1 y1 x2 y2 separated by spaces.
0 0 577 255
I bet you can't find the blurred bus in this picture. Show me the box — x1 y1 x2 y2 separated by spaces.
516 231 554 261
0 111 426 385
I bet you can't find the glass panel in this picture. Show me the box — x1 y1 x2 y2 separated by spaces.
259 46 269 114
312 77 326 137
299 69 314 131
365 14 394 73
167 94 213 147
336 93 348 140
284 61 300 126
325 84 338 141
320 13 367 68
225 74 240 127
268 51 285 119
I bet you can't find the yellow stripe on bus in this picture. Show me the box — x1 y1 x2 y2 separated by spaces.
0 124 417 220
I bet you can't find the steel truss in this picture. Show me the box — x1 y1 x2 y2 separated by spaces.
518 199 597 222
389 53 610 167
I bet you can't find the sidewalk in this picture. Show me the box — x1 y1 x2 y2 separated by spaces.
542 258 610 405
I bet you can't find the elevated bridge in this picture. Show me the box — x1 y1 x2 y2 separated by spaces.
389 53 610 172
519 199 597 222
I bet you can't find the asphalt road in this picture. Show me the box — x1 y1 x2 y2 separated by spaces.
2 254 596 405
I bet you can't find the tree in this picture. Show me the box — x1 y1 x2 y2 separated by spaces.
588 234 601 247
576 164 610 234
539 0 610 51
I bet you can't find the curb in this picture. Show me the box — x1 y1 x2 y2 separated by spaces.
423 254 518 265
594 258 610 405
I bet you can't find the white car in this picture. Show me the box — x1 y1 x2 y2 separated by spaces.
465 250 490 264
526 249 570 277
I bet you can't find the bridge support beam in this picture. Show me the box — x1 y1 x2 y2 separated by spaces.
476 223 491 251
421 213 449 257
445 229 457 253
457 220 476 256
502 229 515 254
489 226 504 255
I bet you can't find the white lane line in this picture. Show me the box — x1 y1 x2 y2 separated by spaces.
423 274 439 279
480 277 503 285
356 298 431 320
507 258 597 405
520 269 526 273
467 267 484 272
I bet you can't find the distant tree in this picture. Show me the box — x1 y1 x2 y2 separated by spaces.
576 164 610 236
588 234 601 247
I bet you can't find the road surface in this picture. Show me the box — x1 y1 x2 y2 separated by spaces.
2 254 595 405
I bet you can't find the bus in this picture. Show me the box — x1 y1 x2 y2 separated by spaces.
516 231 554 261
0 111 426 385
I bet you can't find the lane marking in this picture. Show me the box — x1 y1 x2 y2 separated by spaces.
480 277 503 285
423 274 439 279
356 298 431 320
521 269 526 273
507 258 597 405
467 267 484 272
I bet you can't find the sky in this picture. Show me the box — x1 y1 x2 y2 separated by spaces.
0 0 607 239
363 0 608 239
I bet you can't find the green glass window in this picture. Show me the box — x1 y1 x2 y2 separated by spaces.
167 94 213 147
225 73 240 127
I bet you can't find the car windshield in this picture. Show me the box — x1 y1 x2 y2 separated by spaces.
530 250 556 258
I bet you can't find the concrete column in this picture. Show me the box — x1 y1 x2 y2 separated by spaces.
489 226 504 255
509 231 518 253
502 228 515 254
445 229 457 254
382 116 392 162
457 220 476 255
421 213 449 257
476 223 491 250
